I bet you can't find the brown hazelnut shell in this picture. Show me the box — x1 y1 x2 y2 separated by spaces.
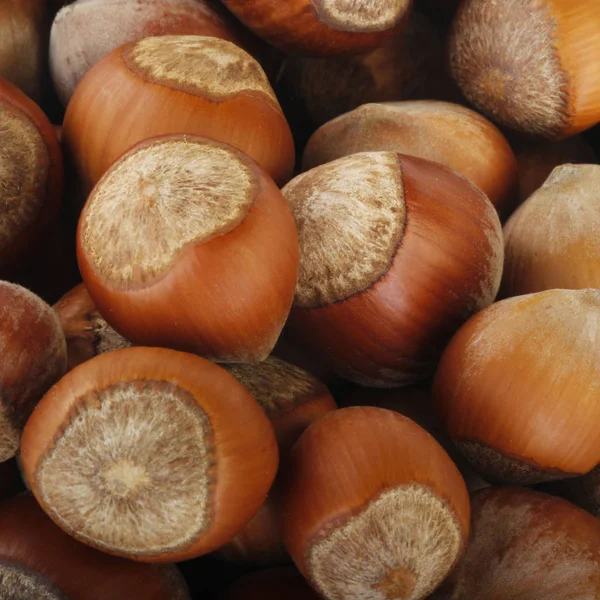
431 487 600 599
218 358 337 565
281 406 470 600
76 135 299 363
0 78 63 273
339 383 490 493
49 0 276 106
449 0 600 139
501 164 600 297
284 153 503 387
21 347 279 563
53 283 131 371
219 0 413 57
281 11 454 126
62 35 294 201
0 282 67 462
303 101 518 217
0 0 46 102
0 493 191 599
434 289 600 484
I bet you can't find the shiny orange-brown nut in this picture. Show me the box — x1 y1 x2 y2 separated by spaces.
50 0 262 106
220 0 413 57
449 0 600 139
282 11 452 125
0 78 63 273
53 282 131 372
513 135 596 204
76 135 299 362
281 406 470 600
218 357 337 564
502 164 600 297
303 100 518 216
431 487 600 599
0 281 66 463
434 289 600 484
219 567 320 600
282 152 503 387
0 493 191 599
339 383 490 493
0 0 46 102
21 346 279 563
63 35 295 199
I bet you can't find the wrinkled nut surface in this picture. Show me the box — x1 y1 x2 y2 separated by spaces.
0 282 66 462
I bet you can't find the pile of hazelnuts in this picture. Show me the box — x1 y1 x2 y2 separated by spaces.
1 0 600 598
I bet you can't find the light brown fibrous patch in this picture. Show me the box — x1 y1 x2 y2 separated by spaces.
35 380 214 557
307 485 463 600
90 311 132 355
82 139 257 286
449 0 569 137
456 440 574 485
223 357 323 417
0 399 20 464
0 560 68 600
311 0 409 32
0 104 48 251
282 152 406 308
125 36 278 104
